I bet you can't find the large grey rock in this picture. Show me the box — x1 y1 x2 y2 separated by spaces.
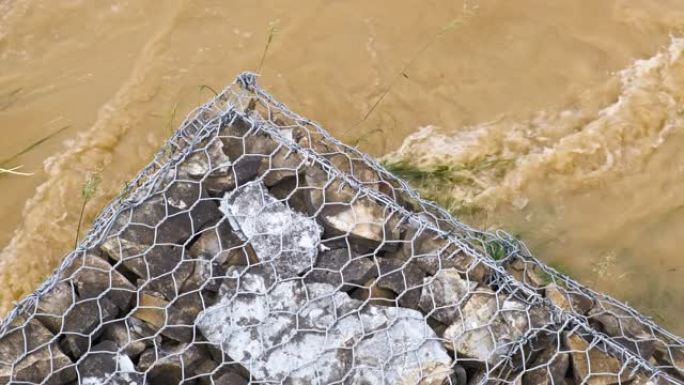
0 318 76 385
219 181 322 279
77 340 143 385
196 270 452 385
419 268 476 324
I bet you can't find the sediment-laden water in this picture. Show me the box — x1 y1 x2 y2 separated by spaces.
1 0 683 333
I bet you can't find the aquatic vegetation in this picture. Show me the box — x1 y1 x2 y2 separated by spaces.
74 175 100 248
257 20 280 73
381 157 515 216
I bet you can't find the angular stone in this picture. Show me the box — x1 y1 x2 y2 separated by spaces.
305 167 400 249
105 179 219 248
160 291 205 342
522 346 569 385
350 278 398 305
180 258 226 295
259 145 305 186
500 298 531 339
443 288 515 364
196 271 452 384
101 240 192 301
222 129 278 161
77 340 143 385
34 281 118 357
137 342 209 385
630 373 670 385
62 253 135 312
162 180 221 241
101 318 161 358
375 257 425 309
133 292 169 331
419 268 476 324
213 371 248 385
402 227 488 283
653 340 684 376
203 174 238 197
178 137 232 180
199 150 262 197
295 125 331 154
304 248 377 291
188 221 245 266
505 258 546 288
268 174 310 214
133 292 204 342
565 333 630 385
545 283 594 315
219 181 322 279
466 370 486 385
35 281 77 333
0 319 76 385
449 364 468 385
588 300 656 359
328 153 382 186
59 297 119 358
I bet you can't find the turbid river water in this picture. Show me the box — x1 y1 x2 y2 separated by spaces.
1 0 683 333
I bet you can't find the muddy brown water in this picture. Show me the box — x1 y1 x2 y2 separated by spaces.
0 0 683 333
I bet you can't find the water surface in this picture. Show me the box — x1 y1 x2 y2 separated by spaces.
1 0 682 333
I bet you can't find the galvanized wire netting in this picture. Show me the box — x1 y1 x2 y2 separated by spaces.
1 72 682 385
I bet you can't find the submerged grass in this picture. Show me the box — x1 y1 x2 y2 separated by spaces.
0 125 71 178
381 155 513 217
0 125 70 167
0 88 23 111
356 8 478 128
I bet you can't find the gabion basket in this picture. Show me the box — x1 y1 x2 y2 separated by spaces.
1 73 682 385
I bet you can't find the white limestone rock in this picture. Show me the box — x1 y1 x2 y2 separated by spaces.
442 288 515 364
418 268 477 324
219 181 322 279
196 270 452 385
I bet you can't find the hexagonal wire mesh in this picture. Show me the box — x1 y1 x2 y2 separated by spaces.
0 73 682 385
